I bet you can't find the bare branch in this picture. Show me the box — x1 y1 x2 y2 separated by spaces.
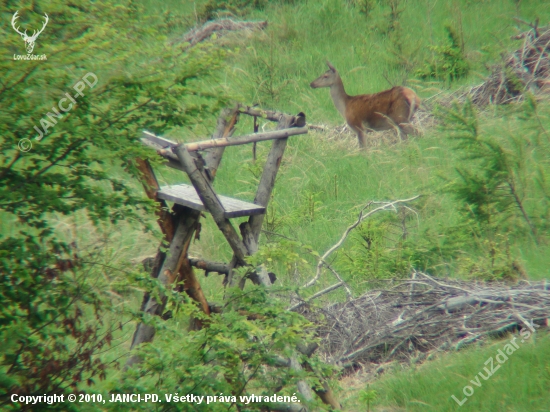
297 274 549 370
325 264 353 300
303 195 420 288
288 282 345 312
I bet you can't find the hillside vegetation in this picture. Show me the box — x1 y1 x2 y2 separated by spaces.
152 0 550 293
2 0 550 411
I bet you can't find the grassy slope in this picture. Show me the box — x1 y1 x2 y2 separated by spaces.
64 0 550 293
341 332 550 411
8 0 545 409
147 0 550 295
135 1 550 409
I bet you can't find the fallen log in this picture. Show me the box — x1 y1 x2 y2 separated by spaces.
175 19 268 49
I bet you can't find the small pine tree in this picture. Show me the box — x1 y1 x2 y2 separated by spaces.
416 24 469 81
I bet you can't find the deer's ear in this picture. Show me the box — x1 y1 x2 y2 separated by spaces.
326 60 336 71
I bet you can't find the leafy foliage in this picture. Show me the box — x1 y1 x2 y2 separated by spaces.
0 1 227 232
435 97 550 279
0 0 227 402
1 2 336 408
359 384 378 411
454 235 526 280
196 0 269 22
336 215 415 282
349 0 377 19
416 24 469 81
0 238 110 409
114 286 332 411
440 99 543 237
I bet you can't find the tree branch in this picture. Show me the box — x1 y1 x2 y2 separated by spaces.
303 195 420 288
288 282 345 311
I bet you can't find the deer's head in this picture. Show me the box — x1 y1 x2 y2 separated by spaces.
310 61 340 89
12 11 49 54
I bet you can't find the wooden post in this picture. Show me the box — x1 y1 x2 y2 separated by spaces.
134 106 335 408
189 258 231 275
126 207 200 368
180 127 307 152
204 106 239 178
133 158 173 312
247 115 294 249
223 112 340 410
290 355 314 406
134 159 210 316
173 144 249 265
134 158 175 238
238 105 306 126
253 115 258 163
227 113 297 287
126 107 240 367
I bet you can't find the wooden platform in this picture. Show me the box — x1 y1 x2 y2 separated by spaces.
157 184 265 218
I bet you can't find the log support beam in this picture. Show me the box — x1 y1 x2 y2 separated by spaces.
173 144 249 265
126 207 200 368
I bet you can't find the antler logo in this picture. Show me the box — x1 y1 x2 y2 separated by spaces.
11 11 49 54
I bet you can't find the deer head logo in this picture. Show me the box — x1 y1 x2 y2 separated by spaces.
11 11 49 54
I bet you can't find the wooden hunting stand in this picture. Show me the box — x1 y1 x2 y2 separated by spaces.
128 104 306 342
126 105 341 410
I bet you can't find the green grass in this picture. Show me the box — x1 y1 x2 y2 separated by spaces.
126 2 550 407
158 104 550 291
341 331 550 411
217 0 549 111
113 0 550 306
5 0 550 408
10 0 545 343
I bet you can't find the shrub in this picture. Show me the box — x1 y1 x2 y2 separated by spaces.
416 24 469 81
196 0 269 21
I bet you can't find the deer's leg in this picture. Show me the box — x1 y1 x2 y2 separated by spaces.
348 122 367 148
388 101 415 140
357 130 367 148
398 123 416 137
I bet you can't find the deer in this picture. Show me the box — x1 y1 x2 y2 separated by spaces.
310 61 421 148
11 11 49 54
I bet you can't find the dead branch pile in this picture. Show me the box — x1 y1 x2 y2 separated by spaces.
301 272 549 371
469 24 550 105
174 19 268 49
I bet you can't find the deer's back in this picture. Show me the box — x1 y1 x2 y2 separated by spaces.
345 86 419 130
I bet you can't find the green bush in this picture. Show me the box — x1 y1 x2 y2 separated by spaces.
114 286 332 411
435 97 550 279
335 214 417 283
196 0 268 21
416 24 469 81
0 0 227 403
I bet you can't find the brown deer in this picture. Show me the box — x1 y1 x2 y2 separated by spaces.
310 61 421 148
